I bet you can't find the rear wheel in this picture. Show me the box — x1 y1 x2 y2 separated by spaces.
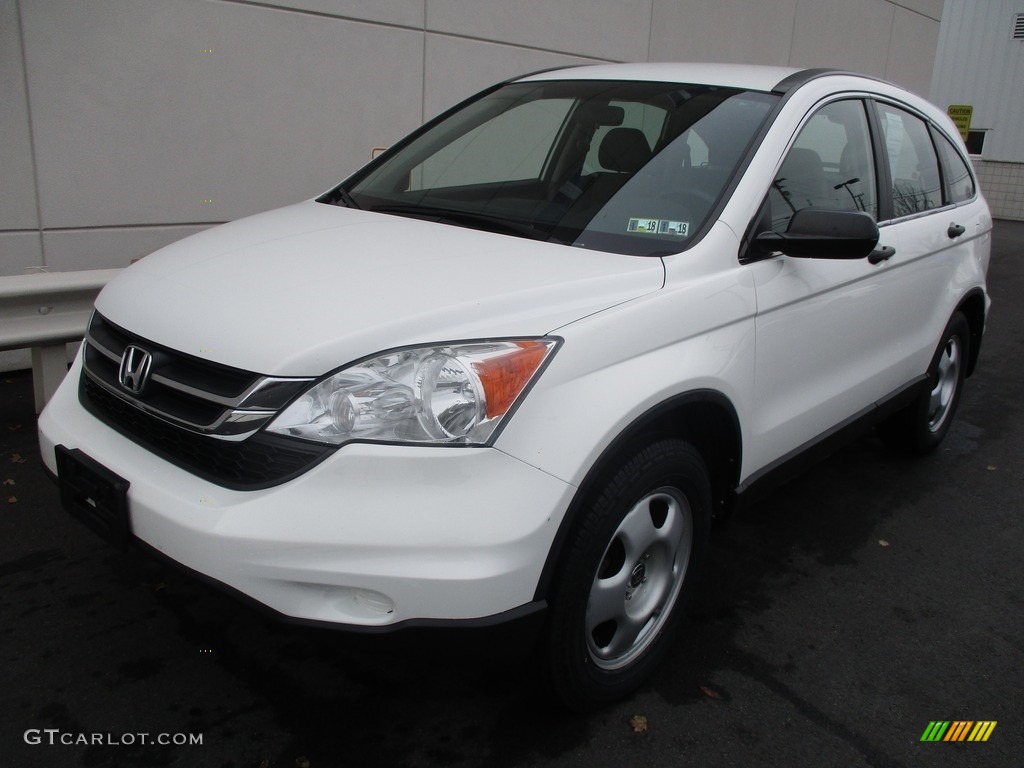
545 439 711 710
882 312 970 453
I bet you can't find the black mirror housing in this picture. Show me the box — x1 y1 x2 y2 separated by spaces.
756 209 880 260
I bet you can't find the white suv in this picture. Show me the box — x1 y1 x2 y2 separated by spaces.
39 63 990 709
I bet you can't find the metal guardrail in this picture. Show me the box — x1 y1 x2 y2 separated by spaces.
0 269 122 412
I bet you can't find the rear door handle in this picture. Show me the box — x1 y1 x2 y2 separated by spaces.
948 223 966 238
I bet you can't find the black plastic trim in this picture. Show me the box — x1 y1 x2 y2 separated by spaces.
80 374 335 491
734 375 927 507
771 68 845 94
532 389 741 602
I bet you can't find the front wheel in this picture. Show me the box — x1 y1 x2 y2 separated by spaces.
544 440 711 710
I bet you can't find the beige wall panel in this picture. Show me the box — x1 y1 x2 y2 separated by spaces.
423 34 600 121
789 0 894 77
233 0 425 27
21 0 424 230
649 0 797 65
0 2 40 231
891 0 944 21
426 0 651 61
885 7 941 95
0 232 44 276
42 225 215 272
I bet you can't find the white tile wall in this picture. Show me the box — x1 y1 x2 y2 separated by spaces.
974 160 1024 221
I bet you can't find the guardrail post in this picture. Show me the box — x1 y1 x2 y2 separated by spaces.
31 345 75 413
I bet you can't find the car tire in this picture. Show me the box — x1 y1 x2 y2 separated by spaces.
544 439 711 710
882 311 970 454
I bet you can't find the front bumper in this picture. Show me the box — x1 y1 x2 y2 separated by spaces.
39 355 575 627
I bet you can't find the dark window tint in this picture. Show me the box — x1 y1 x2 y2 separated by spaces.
333 80 778 256
935 132 976 204
770 100 877 232
875 103 943 217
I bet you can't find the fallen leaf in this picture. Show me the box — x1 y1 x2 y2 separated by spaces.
879 539 890 547
7 496 16 504
629 715 648 733
296 757 311 768
2 478 14 486
7 424 22 431
987 465 997 471
699 684 723 700
258 760 270 768
10 453 27 464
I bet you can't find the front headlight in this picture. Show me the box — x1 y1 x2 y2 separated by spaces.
265 339 559 446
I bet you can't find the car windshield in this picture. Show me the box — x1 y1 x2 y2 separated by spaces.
322 80 778 257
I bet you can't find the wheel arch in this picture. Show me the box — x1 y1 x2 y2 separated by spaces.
533 389 741 603
956 288 986 378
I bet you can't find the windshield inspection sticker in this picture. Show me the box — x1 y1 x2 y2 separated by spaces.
627 218 689 236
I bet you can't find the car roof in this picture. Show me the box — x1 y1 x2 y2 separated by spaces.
515 62 831 94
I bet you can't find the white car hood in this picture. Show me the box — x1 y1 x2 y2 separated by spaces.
97 201 664 376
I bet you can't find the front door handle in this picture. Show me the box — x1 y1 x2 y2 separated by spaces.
868 245 896 264
948 223 966 238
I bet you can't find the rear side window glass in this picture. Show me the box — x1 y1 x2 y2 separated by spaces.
875 103 943 216
934 131 976 204
770 99 877 232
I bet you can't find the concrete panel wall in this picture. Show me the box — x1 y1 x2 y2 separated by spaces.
930 0 1024 221
423 34 599 121
427 0 653 61
20 0 424 229
931 0 1024 162
0 1 39 234
2 0 944 282
650 0 799 66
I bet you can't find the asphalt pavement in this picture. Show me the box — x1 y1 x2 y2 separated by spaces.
2 223 1022 768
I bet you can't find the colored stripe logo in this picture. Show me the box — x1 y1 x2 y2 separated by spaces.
921 721 997 742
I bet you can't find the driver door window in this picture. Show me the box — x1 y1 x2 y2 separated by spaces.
770 100 878 232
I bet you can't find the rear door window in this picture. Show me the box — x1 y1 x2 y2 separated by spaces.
874 103 943 217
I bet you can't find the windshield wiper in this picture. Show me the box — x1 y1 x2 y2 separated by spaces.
334 186 361 210
368 204 560 243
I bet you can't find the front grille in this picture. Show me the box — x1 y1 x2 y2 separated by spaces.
83 313 314 437
79 313 332 489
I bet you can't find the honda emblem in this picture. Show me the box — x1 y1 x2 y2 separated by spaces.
118 345 153 394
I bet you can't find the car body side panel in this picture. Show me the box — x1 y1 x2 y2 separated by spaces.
495 222 757 486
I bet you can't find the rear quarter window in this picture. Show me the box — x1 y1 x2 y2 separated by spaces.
934 131 976 204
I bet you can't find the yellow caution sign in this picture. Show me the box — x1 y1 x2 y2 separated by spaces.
947 105 973 141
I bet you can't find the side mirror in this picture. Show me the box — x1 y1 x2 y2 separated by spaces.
755 209 879 260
